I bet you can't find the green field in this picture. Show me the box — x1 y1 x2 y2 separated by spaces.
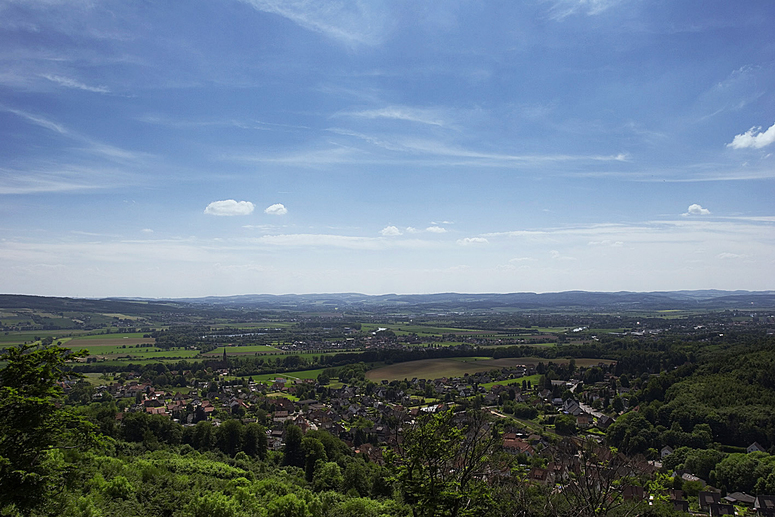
202 345 280 356
239 367 330 383
480 374 541 390
70 332 151 340
365 357 614 382
361 323 499 336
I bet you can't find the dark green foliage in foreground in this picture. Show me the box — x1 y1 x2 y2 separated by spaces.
0 344 97 514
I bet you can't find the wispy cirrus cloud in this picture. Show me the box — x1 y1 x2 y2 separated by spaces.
41 74 110 93
237 0 389 46
336 105 449 127
547 0 626 20
3 107 145 162
325 128 629 166
0 165 126 194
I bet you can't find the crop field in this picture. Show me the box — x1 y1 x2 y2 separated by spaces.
365 357 614 382
58 333 206 362
201 345 280 357
480 374 542 390
361 323 500 336
244 368 329 383
210 322 295 329
70 332 152 341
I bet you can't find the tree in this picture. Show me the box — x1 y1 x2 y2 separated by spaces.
555 414 577 435
0 343 97 513
301 436 327 482
388 409 500 517
549 438 646 517
283 424 305 467
217 419 244 456
243 423 268 460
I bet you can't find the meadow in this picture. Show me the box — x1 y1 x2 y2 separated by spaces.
365 356 614 382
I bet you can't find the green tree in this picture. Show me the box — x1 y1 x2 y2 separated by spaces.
555 414 577 435
301 436 327 482
217 419 244 456
284 424 305 468
389 409 500 517
242 422 268 460
0 343 97 513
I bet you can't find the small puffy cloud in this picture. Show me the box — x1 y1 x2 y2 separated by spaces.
405 226 421 233
727 123 775 149
204 200 255 216
426 226 447 233
457 237 488 246
380 225 402 236
141 228 154 233
264 203 288 215
683 204 711 216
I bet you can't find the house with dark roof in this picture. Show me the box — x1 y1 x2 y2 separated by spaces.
699 492 721 511
724 492 755 507
755 495 775 517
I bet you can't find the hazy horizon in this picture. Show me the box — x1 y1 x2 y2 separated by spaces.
1 1 774 298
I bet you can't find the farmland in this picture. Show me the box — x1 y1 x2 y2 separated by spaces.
365 356 615 382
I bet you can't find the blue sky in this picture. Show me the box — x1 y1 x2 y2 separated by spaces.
1 0 773 297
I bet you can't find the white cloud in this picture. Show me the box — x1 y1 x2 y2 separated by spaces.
339 106 447 127
264 203 288 216
457 237 488 246
41 74 110 93
588 240 624 247
426 226 447 233
405 227 421 233
251 233 437 251
141 228 154 233
548 0 625 19
717 252 747 260
380 225 402 236
683 204 711 216
550 250 576 261
727 123 775 149
238 0 386 46
204 200 255 216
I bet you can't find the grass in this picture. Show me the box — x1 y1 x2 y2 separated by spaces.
360 323 499 336
365 357 614 382
201 345 279 356
70 332 151 340
234 367 330 383
480 374 542 390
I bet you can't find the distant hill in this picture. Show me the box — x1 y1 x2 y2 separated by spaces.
2 291 773 315
171 290 775 312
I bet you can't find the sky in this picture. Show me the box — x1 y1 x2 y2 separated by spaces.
0 0 774 298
